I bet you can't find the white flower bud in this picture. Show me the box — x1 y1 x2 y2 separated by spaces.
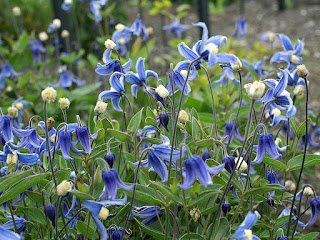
244 81 265 99
285 180 296 192
118 38 125 45
6 153 18 165
39 32 48 42
178 110 189 123
64 0 73 4
104 39 116 50
275 137 282 146
115 24 125 32
52 19 61 29
303 186 313 197
61 30 70 38
155 85 169 98
268 31 276 42
7 107 18 119
293 85 305 98
190 208 201 222
59 98 70 110
296 64 308 78
203 43 218 54
15 102 23 110
235 157 248 172
146 27 153 35
94 101 108 115
230 56 242 71
56 180 73 196
314 151 320 155
98 207 109 220
290 55 299 64
41 87 57 103
12 7 21 16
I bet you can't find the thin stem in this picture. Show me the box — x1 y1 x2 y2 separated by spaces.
122 93 134 116
8 202 18 232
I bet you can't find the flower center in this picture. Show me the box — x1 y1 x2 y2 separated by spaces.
98 207 110 220
115 24 125 32
118 38 125 45
290 54 299 64
50 134 57 143
271 108 281 117
180 70 188 78
7 153 18 165
94 3 101 9
203 43 219 54
244 229 253 240
15 102 23 110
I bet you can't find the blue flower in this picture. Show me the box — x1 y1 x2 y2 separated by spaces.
178 22 237 68
55 71 85 89
0 115 33 143
0 145 39 167
12 98 30 120
44 204 56 227
222 155 235 173
267 171 280 196
100 169 134 200
304 196 320 227
112 25 133 56
131 19 148 41
202 151 211 161
108 226 130 239
95 49 132 76
2 214 26 234
61 1 72 11
30 40 46 63
9 126 43 150
270 34 304 70
163 18 190 39
222 122 244 143
75 125 97 154
98 72 125 112
212 68 239 85
233 17 247 38
178 154 225 189
50 130 83 161
132 206 163 227
242 57 269 80
277 69 306 86
277 237 289 240
89 0 108 22
0 226 21 240
125 57 158 97
299 130 320 149
253 133 285 164
0 63 18 88
267 105 287 127
233 211 260 240
278 207 305 227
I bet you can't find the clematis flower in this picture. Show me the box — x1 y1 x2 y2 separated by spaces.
212 68 239 85
44 204 56 227
242 57 269 80
12 98 30 120
267 106 287 127
202 151 211 161
222 122 244 143
304 196 320 227
299 130 320 149
0 226 21 240
125 57 158 97
55 71 85 89
112 24 133 56
178 22 237 68
9 126 44 150
222 155 236 173
131 18 148 41
95 49 132 76
100 169 134 200
89 0 108 22
75 122 97 154
98 72 126 112
277 237 289 240
132 206 163 227
0 63 18 88
233 17 247 38
233 211 260 240
50 129 83 161
30 40 46 63
277 69 306 86
267 171 280 196
2 213 26 234
163 18 190 38
61 0 72 11
270 34 304 70
108 226 131 239
278 207 305 227
0 145 39 167
178 154 225 189
253 133 286 164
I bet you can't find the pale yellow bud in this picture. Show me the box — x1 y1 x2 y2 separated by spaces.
98 207 109 220
118 38 125 45
203 43 218 54
94 101 108 115
15 102 23 110
275 137 282 146
115 24 125 32
268 32 276 42
235 157 248 172
7 107 18 119
190 208 201 222
146 27 153 35
293 85 305 98
39 32 48 42
244 81 265 99
53 19 61 29
285 180 296 192
6 153 18 165
230 57 242 71
314 151 320 155
64 0 73 4
155 85 169 98
12 7 21 16
296 64 308 78
104 39 116 50
178 110 188 123
59 97 70 110
303 186 313 197
41 87 57 103
61 30 70 39
271 108 281 117
56 180 73 196
290 55 299 64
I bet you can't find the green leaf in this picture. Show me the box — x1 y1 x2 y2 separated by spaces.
287 154 320 171
127 108 144 135
0 173 50 205
68 82 102 102
262 156 287 171
298 232 319 240
15 31 29 52
196 138 214 148
21 207 47 225
126 184 164 206
180 233 205 240
132 37 141 55
289 118 298 135
0 169 33 192
296 118 311 139
192 117 202 141
245 184 283 197
69 190 94 200
141 137 161 145
145 117 157 127
134 218 166 240
150 181 182 205
107 129 132 142
76 220 95 239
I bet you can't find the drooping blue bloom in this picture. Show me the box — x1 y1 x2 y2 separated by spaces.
0 63 18 88
89 0 108 22
278 207 305 227
158 113 169 131
55 71 85 89
178 22 237 68
108 226 130 239
270 34 304 70
100 169 134 200
98 72 126 112
30 40 46 63
268 105 287 127
233 211 261 240
44 204 56 227
163 18 190 39
304 196 320 227
2 214 26 234
105 153 115 168
222 202 231 214
277 237 289 240
95 49 132 76
132 206 163 227
50 130 83 161
277 69 306 86
125 57 158 97
0 226 21 240
233 17 247 38
299 130 320 149
75 125 97 154
222 122 244 143
9 126 44 150
242 57 269 80
112 25 133 56
222 155 236 173
178 154 225 189
267 171 280 196
253 133 286 164
212 68 239 85
202 151 211 161
0 145 39 167
12 98 30 120
131 19 148 41
61 1 72 11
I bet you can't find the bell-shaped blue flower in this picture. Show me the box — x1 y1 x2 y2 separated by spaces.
202 151 211 161
178 154 225 189
12 98 30 120
125 57 158 98
222 155 235 173
30 40 46 63
75 125 97 154
98 72 125 112
89 0 107 22
233 211 260 240
299 130 320 149
277 69 306 86
268 105 287 127
212 68 239 85
55 71 85 89
0 63 18 79
100 169 134 200
132 206 163 227
267 171 280 196
112 25 133 56
61 1 72 11
163 18 190 39
95 49 132 76
44 204 56 227
222 122 244 143
278 207 305 227
242 57 269 80
0 226 21 240
304 196 320 227
1 214 26 234
0 145 39 167
270 34 304 70
233 17 247 38
9 126 44 151
131 19 148 41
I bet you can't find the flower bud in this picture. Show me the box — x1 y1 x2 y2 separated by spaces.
39 32 48 42
222 202 231 214
190 208 201 222
115 23 125 32
41 87 57 103
268 31 276 42
178 110 188 123
94 101 108 115
53 19 61 29
98 207 109 220
155 85 169 98
61 30 70 38
296 64 308 78
44 204 56 226
303 186 313 197
293 85 305 98
12 7 21 16
275 137 282 146
59 97 70 110
56 180 73 196
7 107 18 119
202 152 211 161
6 153 18 165
104 39 116 50
285 180 296 192
234 157 247 172
267 197 275 207
244 81 265 99
47 117 55 131
104 153 115 168
230 56 242 71
146 27 153 35
159 113 169 131
64 0 73 4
